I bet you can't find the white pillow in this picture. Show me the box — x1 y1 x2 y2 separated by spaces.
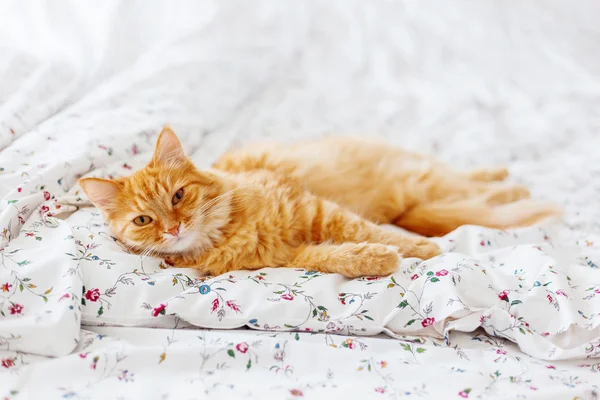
64 206 600 361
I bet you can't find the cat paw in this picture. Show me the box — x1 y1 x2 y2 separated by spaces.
164 253 196 267
346 243 400 277
367 244 401 276
164 255 181 267
469 167 509 182
485 184 530 204
404 239 442 260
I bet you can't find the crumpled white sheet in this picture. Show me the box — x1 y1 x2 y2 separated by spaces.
1 1 599 398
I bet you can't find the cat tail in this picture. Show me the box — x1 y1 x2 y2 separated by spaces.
394 199 561 237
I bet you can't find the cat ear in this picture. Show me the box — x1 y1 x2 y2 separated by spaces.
79 178 120 210
152 126 186 166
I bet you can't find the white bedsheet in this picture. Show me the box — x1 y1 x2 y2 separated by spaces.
1 1 600 399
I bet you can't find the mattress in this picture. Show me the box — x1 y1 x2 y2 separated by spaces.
1 1 599 399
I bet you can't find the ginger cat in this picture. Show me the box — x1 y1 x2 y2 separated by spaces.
80 127 558 278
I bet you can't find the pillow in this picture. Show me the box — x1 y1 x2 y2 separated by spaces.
63 205 600 361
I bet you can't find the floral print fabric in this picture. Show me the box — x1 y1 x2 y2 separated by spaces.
0 128 599 399
1 326 599 399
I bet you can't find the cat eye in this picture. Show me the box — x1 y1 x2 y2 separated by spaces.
172 188 184 205
133 215 153 226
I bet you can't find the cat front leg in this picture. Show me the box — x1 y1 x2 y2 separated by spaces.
290 243 400 278
313 199 441 260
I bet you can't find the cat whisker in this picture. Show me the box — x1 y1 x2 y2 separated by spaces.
139 243 162 259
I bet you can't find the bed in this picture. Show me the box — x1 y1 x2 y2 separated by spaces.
1 1 599 399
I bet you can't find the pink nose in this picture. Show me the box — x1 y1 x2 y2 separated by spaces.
167 223 180 236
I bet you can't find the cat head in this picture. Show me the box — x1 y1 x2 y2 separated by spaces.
80 127 233 255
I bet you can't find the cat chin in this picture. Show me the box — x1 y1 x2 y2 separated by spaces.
163 233 198 253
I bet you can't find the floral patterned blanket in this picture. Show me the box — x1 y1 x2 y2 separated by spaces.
1 1 600 399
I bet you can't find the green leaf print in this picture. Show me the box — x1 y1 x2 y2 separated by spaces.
398 300 409 309
227 349 235 358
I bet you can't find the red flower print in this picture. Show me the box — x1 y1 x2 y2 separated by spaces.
1 358 15 368
421 317 435 327
496 349 506 355
366 276 379 281
25 232 35 237
255 275 264 280
226 301 241 313
289 389 303 397
274 350 285 361
17 187 22 192
281 294 294 301
152 304 166 317
345 339 355 349
542 332 550 336
9 303 23 315
374 387 386 394
556 290 567 297
1 282 11 292
546 365 556 369
39 205 49 215
458 389 471 398
530 387 538 391
131 144 140 155
410 274 419 281
43 191 51 201
236 342 249 353
480 240 485 246
379 361 388 368
211 298 220 313
435 269 448 277
79 353 88 359
85 288 100 302
547 294 553 304
498 290 509 301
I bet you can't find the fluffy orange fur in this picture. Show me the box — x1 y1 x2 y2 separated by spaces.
80 127 559 278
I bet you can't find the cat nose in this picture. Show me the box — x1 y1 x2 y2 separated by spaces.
166 223 180 236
